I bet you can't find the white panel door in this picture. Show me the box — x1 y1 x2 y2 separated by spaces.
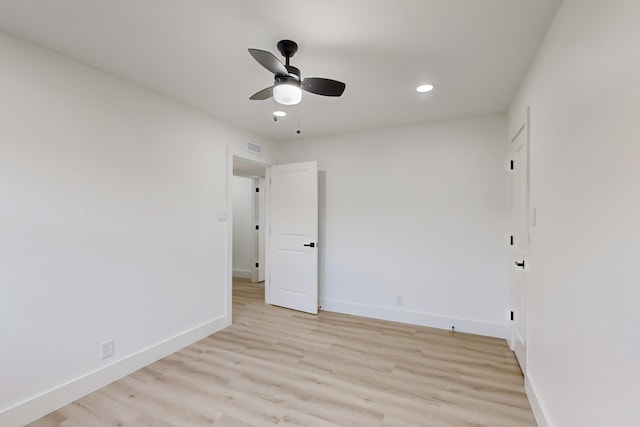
270 161 318 314
509 109 530 372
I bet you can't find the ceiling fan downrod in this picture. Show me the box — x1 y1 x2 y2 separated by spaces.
277 39 298 67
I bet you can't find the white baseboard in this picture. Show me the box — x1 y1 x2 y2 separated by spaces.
319 299 507 339
525 374 550 427
232 269 251 279
0 315 230 427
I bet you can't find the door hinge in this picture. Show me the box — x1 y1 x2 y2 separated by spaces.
255 262 259 268
510 160 514 170
255 225 259 230
255 187 260 193
510 235 514 246
510 311 514 321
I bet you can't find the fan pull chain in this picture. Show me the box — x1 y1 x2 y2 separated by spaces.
273 99 278 122
297 106 301 135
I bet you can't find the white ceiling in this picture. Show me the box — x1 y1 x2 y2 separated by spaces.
0 0 561 142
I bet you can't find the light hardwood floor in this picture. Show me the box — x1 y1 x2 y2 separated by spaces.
29 279 536 426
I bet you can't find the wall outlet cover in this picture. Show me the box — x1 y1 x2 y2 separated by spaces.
101 339 114 360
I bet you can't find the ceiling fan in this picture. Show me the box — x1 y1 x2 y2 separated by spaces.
248 40 346 106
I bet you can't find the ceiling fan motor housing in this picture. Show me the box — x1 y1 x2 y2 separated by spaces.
275 75 300 87
285 65 301 79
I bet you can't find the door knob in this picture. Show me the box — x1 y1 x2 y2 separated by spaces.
515 260 525 268
303 242 316 248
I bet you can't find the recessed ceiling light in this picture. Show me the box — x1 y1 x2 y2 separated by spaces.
273 110 287 117
416 84 434 93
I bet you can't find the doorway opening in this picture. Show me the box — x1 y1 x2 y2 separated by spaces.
227 154 319 319
231 155 268 308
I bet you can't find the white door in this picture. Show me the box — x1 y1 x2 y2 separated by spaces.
509 108 530 372
269 161 318 314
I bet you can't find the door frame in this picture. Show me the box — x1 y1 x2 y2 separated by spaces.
226 148 272 319
225 151 319 317
255 177 266 283
508 106 531 372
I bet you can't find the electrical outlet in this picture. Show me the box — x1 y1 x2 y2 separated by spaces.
101 339 114 360
395 296 404 306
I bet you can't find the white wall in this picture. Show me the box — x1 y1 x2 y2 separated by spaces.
509 1 640 426
0 32 275 426
232 175 255 278
277 114 509 337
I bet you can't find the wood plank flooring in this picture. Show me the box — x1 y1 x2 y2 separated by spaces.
29 279 536 426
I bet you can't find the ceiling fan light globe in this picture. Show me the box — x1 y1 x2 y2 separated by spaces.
273 84 302 105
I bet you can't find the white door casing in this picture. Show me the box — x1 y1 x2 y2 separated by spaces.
269 161 319 314
509 108 530 372
257 177 266 282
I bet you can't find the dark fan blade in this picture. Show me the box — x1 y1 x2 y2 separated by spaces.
249 86 274 100
248 49 288 75
302 78 346 96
